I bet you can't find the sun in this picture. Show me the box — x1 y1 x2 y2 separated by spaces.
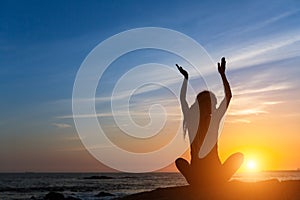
246 159 258 171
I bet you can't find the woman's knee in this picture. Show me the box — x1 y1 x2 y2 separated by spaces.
225 152 244 167
175 158 189 167
232 152 244 163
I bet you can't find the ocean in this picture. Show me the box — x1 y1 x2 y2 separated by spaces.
1 171 300 200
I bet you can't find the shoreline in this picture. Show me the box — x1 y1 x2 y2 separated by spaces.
116 179 300 200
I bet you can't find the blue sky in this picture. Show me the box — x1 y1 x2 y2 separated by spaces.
1 0 300 172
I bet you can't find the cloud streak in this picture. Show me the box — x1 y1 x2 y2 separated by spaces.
228 32 300 70
52 123 72 128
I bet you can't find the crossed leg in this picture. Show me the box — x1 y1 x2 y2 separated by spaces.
175 152 244 186
175 158 193 184
221 152 244 181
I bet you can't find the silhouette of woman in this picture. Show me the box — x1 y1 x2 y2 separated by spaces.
175 57 244 186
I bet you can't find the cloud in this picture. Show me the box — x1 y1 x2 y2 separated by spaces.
52 123 72 128
228 108 268 116
237 10 300 35
57 106 181 120
263 101 283 105
229 33 300 69
225 71 291 123
233 82 293 96
226 119 251 124
57 113 113 119
210 10 300 71
211 9 300 42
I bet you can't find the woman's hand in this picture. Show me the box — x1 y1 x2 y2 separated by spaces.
176 64 189 80
218 57 226 75
218 56 232 108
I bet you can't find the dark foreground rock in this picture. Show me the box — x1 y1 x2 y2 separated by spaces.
44 192 81 200
95 191 115 197
116 180 300 200
83 175 114 180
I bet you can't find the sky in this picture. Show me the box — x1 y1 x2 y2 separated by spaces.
1 0 300 172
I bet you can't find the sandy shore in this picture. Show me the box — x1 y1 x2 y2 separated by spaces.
116 179 300 200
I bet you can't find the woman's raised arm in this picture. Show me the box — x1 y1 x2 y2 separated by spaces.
176 64 189 115
218 57 232 110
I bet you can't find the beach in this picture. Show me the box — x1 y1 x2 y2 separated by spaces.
117 180 300 200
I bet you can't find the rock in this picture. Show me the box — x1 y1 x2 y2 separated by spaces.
95 191 115 197
44 192 65 200
65 196 81 200
43 192 81 200
83 175 114 180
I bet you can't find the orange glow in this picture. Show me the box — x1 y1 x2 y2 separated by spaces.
246 159 258 171
246 160 256 169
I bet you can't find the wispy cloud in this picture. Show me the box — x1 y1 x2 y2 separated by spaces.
58 108 181 120
233 82 293 96
52 123 72 128
228 33 300 70
57 113 113 119
263 101 283 105
237 10 300 35
209 9 300 71
228 108 268 116
225 68 293 123
226 119 251 124
211 9 299 38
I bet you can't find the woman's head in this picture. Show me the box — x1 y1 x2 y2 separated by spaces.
196 91 217 114
182 90 217 138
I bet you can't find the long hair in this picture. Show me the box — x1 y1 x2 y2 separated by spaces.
183 90 217 138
